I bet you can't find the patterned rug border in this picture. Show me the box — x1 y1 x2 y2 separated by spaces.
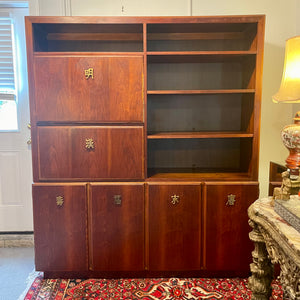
18 269 40 300
21 274 283 300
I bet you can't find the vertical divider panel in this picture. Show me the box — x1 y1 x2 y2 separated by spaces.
144 22 148 180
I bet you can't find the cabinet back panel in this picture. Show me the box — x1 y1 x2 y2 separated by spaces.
147 94 253 132
147 61 255 90
147 23 257 51
47 41 143 52
147 138 252 172
147 40 249 51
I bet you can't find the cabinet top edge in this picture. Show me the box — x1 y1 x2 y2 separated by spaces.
25 15 266 25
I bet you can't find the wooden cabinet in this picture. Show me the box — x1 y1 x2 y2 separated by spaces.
269 161 286 196
148 183 201 271
32 184 88 271
26 15 265 277
203 182 259 273
89 183 144 271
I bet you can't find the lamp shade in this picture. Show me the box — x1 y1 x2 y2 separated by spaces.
273 36 300 103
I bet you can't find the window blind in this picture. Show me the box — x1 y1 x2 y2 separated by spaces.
0 16 15 100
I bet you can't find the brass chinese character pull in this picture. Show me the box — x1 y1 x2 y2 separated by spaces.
226 194 236 206
56 196 64 207
171 195 180 205
85 68 94 79
85 138 95 150
114 195 122 205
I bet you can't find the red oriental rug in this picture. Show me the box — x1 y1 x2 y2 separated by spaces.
22 275 283 300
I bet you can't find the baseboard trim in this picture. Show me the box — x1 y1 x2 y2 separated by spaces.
0 233 34 248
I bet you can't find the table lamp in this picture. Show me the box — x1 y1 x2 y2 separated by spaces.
273 36 300 180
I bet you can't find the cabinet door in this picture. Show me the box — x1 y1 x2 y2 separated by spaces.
36 126 144 181
148 183 201 271
89 183 144 271
33 55 144 122
32 184 88 271
203 182 259 273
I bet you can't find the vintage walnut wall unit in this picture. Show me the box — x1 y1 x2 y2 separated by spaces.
25 15 265 278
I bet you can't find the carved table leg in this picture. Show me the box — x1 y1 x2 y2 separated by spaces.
248 220 274 300
277 259 300 299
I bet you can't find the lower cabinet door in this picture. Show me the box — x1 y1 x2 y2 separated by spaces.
203 182 259 273
32 183 88 271
89 183 145 271
148 183 201 271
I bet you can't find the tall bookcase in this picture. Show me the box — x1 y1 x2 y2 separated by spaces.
25 15 265 278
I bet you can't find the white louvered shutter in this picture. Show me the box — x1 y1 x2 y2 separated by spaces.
0 15 15 101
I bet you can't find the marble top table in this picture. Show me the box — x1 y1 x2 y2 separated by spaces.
248 197 300 299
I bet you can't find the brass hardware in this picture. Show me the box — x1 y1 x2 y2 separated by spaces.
226 194 236 206
85 68 94 79
171 194 180 205
56 196 64 207
27 123 31 144
85 138 95 150
114 195 122 205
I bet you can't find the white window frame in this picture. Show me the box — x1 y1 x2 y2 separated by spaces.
0 2 29 132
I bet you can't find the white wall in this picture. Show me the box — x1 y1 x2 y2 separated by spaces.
29 0 299 198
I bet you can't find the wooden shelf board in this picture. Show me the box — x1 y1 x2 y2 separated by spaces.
47 32 143 41
147 89 255 95
34 51 144 56
46 32 247 42
147 32 245 41
147 131 254 139
146 169 252 181
147 51 257 63
147 50 257 55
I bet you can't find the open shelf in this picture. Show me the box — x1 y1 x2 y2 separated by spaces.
147 132 254 139
147 22 258 52
147 94 254 133
147 138 253 176
146 169 253 181
33 23 143 52
147 59 256 90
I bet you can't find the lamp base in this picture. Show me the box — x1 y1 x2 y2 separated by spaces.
281 111 300 178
